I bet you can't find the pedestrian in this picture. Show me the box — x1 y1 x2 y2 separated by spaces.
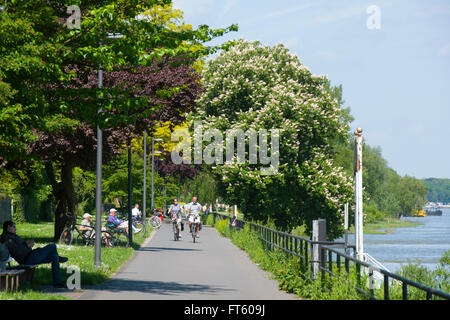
1 221 69 288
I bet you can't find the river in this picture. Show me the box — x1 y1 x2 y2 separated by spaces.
344 208 450 273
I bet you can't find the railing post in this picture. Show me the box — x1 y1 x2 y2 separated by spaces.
368 267 374 297
337 254 341 274
402 283 408 300
328 251 333 274
345 257 349 274
312 219 326 280
356 263 361 287
384 274 389 300
305 241 310 275
320 247 326 290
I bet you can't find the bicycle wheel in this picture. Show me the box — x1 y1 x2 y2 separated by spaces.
75 233 88 246
173 223 180 241
150 216 161 229
59 228 73 245
192 223 196 243
115 230 130 248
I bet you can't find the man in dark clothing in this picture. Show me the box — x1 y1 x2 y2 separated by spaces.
0 221 68 288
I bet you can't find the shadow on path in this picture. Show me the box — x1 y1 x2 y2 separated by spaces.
85 278 235 297
136 246 202 252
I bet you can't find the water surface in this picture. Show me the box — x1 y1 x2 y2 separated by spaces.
345 208 450 273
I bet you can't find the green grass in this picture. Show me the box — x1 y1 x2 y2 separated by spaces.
210 217 366 300
1 221 152 300
208 216 449 300
349 217 421 234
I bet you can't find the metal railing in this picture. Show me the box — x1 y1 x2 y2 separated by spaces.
212 211 450 300
212 212 354 280
320 245 450 300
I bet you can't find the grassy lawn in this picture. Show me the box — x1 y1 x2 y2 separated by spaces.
1 221 152 300
349 217 421 234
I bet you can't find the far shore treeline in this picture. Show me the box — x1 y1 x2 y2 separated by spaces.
423 178 450 204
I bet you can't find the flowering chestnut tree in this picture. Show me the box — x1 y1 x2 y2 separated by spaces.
194 40 354 239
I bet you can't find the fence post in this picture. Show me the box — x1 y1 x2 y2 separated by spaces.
312 219 327 280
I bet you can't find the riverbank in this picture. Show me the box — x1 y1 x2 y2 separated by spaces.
349 217 421 235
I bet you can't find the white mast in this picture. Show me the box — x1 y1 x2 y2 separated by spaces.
354 128 364 261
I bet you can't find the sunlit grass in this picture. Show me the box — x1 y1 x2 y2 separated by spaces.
349 217 421 234
1 221 152 300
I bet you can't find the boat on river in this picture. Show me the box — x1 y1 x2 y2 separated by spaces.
413 210 426 217
425 209 443 216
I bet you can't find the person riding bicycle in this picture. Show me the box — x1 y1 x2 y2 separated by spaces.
168 198 183 237
187 197 202 238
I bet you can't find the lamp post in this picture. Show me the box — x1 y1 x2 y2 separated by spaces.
142 131 147 233
151 138 163 211
94 52 103 268
94 33 123 268
128 144 133 244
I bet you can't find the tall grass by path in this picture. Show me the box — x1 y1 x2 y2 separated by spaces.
206 214 449 300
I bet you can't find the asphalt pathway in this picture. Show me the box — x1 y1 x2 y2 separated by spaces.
78 221 298 300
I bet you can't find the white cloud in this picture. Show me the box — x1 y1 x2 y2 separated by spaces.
437 43 450 57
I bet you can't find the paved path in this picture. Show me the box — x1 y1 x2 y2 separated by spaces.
77 221 298 300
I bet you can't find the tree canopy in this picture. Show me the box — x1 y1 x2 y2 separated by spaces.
193 40 354 239
0 0 236 239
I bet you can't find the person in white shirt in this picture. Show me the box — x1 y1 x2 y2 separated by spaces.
131 204 142 233
187 197 202 238
183 203 190 218
132 204 141 219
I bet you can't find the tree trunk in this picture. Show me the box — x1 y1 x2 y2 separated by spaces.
45 160 76 242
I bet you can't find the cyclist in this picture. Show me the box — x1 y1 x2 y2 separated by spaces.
168 198 183 237
187 196 202 238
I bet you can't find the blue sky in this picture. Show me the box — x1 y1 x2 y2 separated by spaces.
173 0 450 179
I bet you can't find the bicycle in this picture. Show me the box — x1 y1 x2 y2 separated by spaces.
149 210 162 229
59 212 91 246
105 216 131 248
172 219 180 241
59 212 112 247
131 215 145 235
190 215 201 243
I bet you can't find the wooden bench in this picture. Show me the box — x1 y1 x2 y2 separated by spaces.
0 263 37 292
0 269 26 291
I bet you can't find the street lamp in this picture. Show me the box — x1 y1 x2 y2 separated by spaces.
151 138 163 212
94 33 123 268
94 46 104 268
142 131 147 233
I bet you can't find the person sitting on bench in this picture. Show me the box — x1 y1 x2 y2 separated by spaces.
0 221 69 288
